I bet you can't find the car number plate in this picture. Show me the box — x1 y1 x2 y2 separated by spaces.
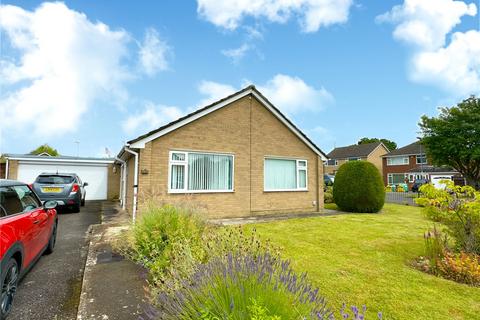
42 187 63 193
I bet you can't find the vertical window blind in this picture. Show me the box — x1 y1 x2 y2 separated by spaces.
264 158 307 191
169 151 233 192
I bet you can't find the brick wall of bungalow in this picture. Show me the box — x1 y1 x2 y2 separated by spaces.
0 163 5 179
127 94 324 219
5 160 18 180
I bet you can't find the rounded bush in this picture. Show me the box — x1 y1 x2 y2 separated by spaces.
332 161 385 213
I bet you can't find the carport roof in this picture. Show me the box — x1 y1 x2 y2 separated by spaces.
408 165 458 173
3 153 115 163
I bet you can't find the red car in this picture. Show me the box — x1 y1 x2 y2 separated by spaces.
0 179 58 319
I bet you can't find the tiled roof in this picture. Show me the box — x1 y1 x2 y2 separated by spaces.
384 141 424 157
327 142 383 159
125 85 327 158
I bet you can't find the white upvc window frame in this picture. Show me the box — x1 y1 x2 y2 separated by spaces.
387 156 409 166
326 159 338 166
387 173 408 185
168 150 235 194
416 154 427 164
264 157 308 192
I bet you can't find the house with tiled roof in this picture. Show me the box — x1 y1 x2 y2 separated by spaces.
382 141 461 188
324 142 389 175
116 85 328 220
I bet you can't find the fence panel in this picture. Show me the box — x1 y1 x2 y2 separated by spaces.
385 192 421 206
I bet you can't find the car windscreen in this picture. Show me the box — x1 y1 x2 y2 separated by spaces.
36 175 75 184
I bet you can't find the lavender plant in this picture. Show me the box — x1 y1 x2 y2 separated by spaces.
150 253 333 319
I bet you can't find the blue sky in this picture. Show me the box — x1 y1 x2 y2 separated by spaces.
1 0 479 157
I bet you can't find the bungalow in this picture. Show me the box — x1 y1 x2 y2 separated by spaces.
324 142 389 175
382 141 461 188
117 85 328 220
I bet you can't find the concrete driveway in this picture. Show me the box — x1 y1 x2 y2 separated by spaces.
9 201 102 320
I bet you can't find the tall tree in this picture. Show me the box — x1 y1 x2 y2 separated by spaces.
419 96 480 188
30 144 59 156
358 137 397 151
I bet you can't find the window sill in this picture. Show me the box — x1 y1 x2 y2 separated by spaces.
263 189 308 193
168 190 235 194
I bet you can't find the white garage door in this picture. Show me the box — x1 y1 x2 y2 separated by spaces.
431 174 453 189
17 162 109 200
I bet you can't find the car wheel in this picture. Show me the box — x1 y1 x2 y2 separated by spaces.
1 258 19 319
72 202 81 213
44 223 57 255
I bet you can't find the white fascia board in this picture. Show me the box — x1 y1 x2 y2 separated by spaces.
8 157 114 164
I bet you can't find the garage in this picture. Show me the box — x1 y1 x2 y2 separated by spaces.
4 154 119 201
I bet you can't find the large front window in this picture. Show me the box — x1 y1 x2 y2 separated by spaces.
169 151 234 193
264 158 307 191
387 156 409 166
388 173 407 185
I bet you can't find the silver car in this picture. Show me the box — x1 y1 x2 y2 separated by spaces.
31 173 88 213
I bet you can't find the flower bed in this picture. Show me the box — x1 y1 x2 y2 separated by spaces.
116 203 382 319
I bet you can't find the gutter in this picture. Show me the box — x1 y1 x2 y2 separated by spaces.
5 158 9 179
114 157 127 210
123 146 139 223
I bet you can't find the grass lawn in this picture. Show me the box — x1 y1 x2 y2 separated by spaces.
249 204 480 319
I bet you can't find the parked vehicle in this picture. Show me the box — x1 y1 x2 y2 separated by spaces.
324 174 335 186
411 178 428 192
31 173 88 213
0 179 58 319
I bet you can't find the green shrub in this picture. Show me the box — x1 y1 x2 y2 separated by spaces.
332 161 385 213
203 226 281 262
416 182 480 254
116 203 206 292
324 186 333 203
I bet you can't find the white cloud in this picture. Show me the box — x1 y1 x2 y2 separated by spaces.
123 74 332 136
196 80 237 107
309 125 334 142
377 0 477 49
256 74 334 114
221 43 251 63
199 75 333 114
122 102 183 134
138 27 172 76
0 2 131 137
378 0 480 96
411 30 480 95
197 0 353 33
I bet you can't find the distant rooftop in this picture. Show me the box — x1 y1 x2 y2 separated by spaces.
384 141 424 157
327 142 385 159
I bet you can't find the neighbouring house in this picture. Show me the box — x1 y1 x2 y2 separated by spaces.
324 142 389 175
116 85 328 220
2 153 121 200
382 141 462 188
